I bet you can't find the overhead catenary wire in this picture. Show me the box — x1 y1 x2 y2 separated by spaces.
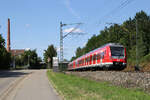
63 23 83 38
60 22 85 62
98 0 136 25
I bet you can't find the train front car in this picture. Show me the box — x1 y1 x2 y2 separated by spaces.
108 44 127 70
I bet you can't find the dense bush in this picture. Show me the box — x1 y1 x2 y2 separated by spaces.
0 34 11 69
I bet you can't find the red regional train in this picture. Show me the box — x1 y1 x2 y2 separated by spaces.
68 43 127 71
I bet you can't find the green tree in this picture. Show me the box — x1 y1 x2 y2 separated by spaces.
21 49 40 68
70 56 76 61
43 45 57 68
76 47 83 58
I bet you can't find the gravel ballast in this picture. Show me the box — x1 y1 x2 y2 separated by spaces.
66 71 150 92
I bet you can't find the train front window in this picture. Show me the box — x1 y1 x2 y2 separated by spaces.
110 46 124 58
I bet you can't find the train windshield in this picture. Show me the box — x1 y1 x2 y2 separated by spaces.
110 46 124 58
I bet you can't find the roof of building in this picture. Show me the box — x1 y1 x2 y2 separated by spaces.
11 49 25 56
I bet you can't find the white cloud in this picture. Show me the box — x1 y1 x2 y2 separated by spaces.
63 27 83 33
56 47 60 52
64 0 80 19
25 24 30 28
25 48 30 51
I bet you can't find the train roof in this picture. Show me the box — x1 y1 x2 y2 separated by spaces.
69 43 124 64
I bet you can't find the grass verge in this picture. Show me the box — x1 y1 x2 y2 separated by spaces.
47 70 150 100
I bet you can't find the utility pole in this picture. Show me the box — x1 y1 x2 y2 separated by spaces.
13 50 16 69
13 56 15 69
135 19 139 71
28 55 30 67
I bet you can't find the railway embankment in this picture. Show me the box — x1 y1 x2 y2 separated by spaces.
66 71 150 93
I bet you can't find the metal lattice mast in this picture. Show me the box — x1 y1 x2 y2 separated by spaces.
59 22 83 62
60 22 63 62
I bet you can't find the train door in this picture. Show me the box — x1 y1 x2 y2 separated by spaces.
93 54 96 65
90 55 92 65
86 56 88 66
101 52 104 64
88 56 90 65
77 60 78 68
82 58 83 67
84 57 85 66
103 50 106 63
87 56 89 65
73 61 76 69
85 57 87 66
97 52 100 64
81 59 83 67
100 55 102 65
105 47 109 62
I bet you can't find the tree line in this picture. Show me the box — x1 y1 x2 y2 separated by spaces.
71 11 150 65
14 49 42 69
0 34 11 69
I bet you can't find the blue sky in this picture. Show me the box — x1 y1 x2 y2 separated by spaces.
0 0 150 60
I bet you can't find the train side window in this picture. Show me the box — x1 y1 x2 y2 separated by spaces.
80 60 81 65
96 54 98 60
99 53 101 59
101 52 104 59
96 53 100 60
86 57 88 63
101 53 103 59
88 57 90 62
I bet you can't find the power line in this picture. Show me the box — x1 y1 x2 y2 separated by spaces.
99 0 135 25
63 23 82 38
120 0 135 9
109 0 135 16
